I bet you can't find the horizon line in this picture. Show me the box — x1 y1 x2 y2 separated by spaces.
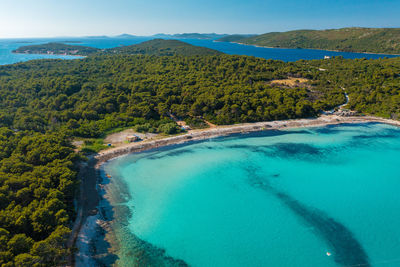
1 26 400 39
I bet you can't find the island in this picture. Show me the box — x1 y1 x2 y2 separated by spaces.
12 42 100 56
153 33 227 39
217 27 400 54
115 33 138 38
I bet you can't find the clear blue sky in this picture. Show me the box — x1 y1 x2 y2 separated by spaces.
0 0 399 38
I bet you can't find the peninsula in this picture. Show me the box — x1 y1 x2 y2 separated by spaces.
218 27 400 54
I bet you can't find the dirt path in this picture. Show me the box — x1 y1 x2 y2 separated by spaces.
203 119 216 128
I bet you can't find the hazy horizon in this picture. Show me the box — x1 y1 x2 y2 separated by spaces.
1 0 399 38
2 26 400 40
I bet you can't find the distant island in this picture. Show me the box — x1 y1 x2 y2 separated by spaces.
62 40 83 43
12 42 100 56
86 35 109 39
217 27 400 54
153 33 227 40
115 34 138 38
13 39 222 57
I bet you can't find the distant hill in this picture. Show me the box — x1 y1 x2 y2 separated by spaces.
236 28 400 54
13 39 223 57
115 34 138 38
86 35 109 39
153 33 227 40
215 34 257 43
105 39 222 56
12 42 100 56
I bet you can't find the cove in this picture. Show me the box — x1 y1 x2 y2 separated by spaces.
102 123 400 266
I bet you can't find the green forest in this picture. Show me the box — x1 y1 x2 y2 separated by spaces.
1 39 400 265
222 27 400 54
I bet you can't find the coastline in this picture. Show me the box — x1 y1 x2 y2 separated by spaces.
71 114 400 265
230 41 400 56
94 115 400 165
12 51 87 57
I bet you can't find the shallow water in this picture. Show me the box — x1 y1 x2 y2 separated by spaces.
103 123 400 267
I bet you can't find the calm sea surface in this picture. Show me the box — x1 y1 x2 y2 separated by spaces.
102 123 400 267
0 37 398 65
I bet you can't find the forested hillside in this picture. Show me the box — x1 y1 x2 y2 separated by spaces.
104 39 222 56
305 57 400 118
1 44 400 265
0 55 347 139
215 34 256 43
235 28 400 54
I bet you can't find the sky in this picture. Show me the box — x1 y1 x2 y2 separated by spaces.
0 0 399 38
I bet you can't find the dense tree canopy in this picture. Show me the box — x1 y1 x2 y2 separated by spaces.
0 54 348 138
0 129 78 266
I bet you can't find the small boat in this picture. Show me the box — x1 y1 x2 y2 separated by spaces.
326 252 332 256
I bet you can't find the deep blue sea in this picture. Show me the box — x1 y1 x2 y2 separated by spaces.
100 123 400 267
0 36 398 65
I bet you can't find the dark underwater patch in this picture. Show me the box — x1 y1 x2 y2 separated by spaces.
147 148 195 160
276 192 370 267
245 168 371 267
273 143 322 156
117 227 189 267
227 142 334 162
265 142 332 162
312 122 379 135
353 133 397 140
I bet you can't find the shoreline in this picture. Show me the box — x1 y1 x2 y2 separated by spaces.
230 41 400 56
94 115 400 165
71 114 400 265
12 51 87 57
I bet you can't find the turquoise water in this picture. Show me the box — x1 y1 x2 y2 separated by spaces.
0 37 398 65
103 123 400 267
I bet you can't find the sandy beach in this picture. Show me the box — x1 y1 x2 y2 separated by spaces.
70 114 400 265
94 115 400 164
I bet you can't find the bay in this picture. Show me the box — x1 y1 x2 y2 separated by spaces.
102 123 400 267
